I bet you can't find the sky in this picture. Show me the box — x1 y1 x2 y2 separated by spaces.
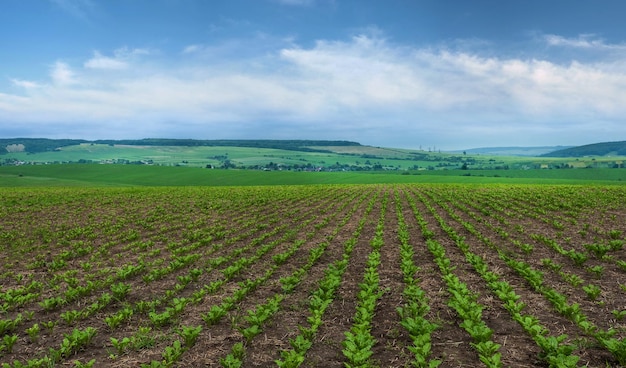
2 0 626 150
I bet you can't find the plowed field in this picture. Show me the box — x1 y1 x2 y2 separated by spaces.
1 185 625 367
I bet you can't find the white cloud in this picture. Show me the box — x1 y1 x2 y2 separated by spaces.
84 47 150 69
84 51 127 70
544 34 626 52
3 34 626 148
545 34 597 48
11 79 42 89
50 61 76 85
0 93 29 111
116 47 150 57
182 45 201 54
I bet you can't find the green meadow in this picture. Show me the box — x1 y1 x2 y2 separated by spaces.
1 142 625 187
4 142 623 171
3 143 403 168
0 163 624 187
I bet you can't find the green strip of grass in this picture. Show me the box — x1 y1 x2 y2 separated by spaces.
0 164 624 187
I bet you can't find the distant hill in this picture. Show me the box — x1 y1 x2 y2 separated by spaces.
1 138 361 154
3 137 626 172
542 141 626 157
452 146 570 156
0 138 88 153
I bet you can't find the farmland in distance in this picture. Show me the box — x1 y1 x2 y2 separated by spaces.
1 184 626 367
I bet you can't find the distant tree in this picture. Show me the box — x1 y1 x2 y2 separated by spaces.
221 159 235 169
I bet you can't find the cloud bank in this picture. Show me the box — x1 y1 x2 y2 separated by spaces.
3 34 626 148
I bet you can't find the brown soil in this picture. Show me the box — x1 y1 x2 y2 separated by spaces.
1 185 625 367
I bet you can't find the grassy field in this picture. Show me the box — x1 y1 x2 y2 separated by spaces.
2 141 625 367
3 143 625 172
0 164 625 187
3 144 426 169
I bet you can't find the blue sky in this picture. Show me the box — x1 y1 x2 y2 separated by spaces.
2 0 626 149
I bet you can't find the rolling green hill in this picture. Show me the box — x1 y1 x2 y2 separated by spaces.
2 138 625 181
455 146 571 156
542 141 626 157
0 138 360 154
1 138 502 171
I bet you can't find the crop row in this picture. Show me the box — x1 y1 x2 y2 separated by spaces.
1 184 625 367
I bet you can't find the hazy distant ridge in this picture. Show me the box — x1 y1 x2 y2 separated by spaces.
1 138 361 154
542 141 626 157
453 146 571 156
